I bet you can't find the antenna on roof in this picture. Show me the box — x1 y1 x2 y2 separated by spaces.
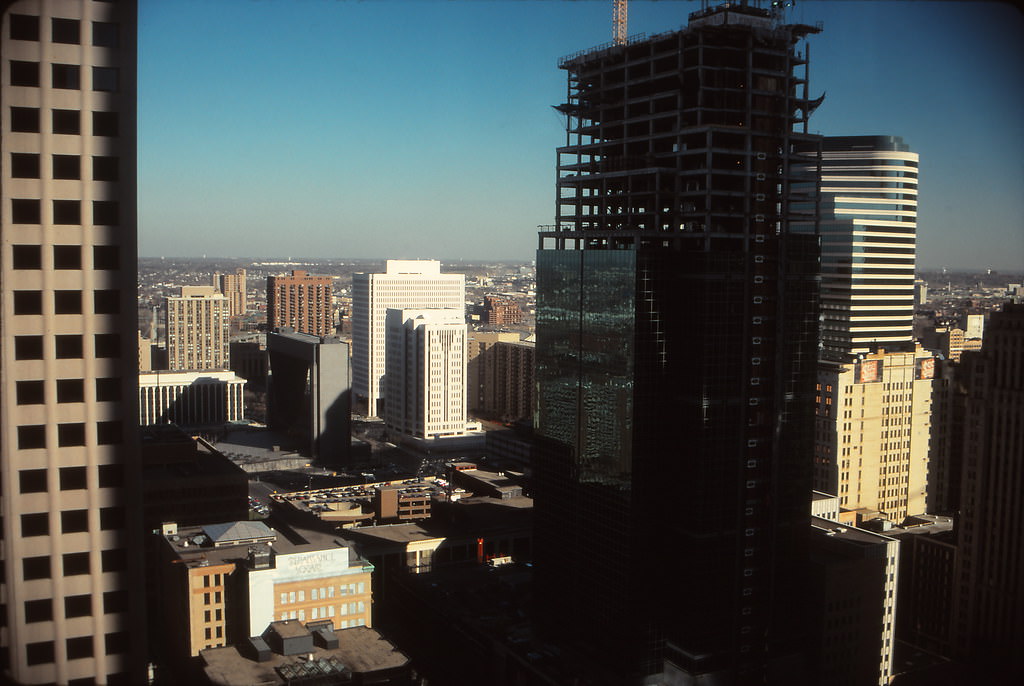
613 0 628 45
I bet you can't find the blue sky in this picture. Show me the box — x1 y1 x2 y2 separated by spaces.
138 1 1023 270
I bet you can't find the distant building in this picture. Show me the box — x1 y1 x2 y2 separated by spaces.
466 331 519 412
230 334 269 389
267 330 350 463
809 517 900 686
166 285 230 370
483 295 523 326
139 370 246 427
952 304 1024 681
814 347 936 523
140 331 153 371
352 260 465 416
921 324 965 362
959 312 984 340
215 267 248 317
266 270 333 337
384 308 467 439
914 279 928 306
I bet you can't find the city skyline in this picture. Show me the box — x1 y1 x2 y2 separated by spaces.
138 0 1023 270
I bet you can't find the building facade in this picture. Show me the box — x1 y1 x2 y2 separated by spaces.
816 136 919 362
534 4 822 682
138 370 246 427
166 285 230 371
352 260 464 416
384 308 467 440
466 331 519 415
0 2 145 683
482 295 522 326
266 270 333 337
215 267 247 318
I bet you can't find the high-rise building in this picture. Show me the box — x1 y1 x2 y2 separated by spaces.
466 330 519 413
384 308 467 440
1 2 145 683
534 3 822 682
266 270 333 337
214 267 247 318
352 260 464 417
817 136 919 362
951 304 1024 681
165 285 230 371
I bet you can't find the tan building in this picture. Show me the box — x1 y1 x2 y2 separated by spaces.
466 331 519 412
215 267 247 318
166 285 230 371
0 2 145 683
266 269 333 337
814 347 936 523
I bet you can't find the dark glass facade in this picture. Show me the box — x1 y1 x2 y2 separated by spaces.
534 4 822 683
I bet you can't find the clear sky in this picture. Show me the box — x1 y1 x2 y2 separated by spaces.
138 0 1023 270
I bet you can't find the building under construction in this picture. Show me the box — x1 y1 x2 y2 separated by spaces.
534 1 824 683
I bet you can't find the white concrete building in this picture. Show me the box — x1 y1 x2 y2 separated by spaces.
352 260 464 416
166 285 230 371
139 370 246 427
384 309 467 439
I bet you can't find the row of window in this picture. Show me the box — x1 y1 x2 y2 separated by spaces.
279 582 366 605
10 61 119 92
10 14 119 48
25 591 128 624
23 548 127 581
26 632 129 667
11 153 118 180
12 244 119 270
17 421 123 449
11 106 119 136
10 199 119 225
13 334 121 360
21 507 124 536
13 290 120 315
19 465 124 493
16 378 121 406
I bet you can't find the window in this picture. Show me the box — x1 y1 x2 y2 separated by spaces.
102 591 127 614
62 510 89 534
16 380 45 405
96 378 121 401
94 290 120 314
53 199 81 224
63 552 90 576
98 464 124 488
10 60 40 87
20 469 48 493
53 154 80 180
92 21 119 48
93 245 119 270
55 290 82 314
52 109 81 134
18 426 46 450
11 106 40 132
66 636 93 660
14 291 43 315
92 67 118 92
54 245 81 269
93 200 119 225
11 153 40 178
57 379 85 403
94 334 120 358
60 466 88 490
15 335 44 360
105 633 129 656
12 245 41 269
100 507 125 530
56 335 83 359
21 513 49 537
93 111 118 137
24 599 52 623
101 549 126 572
23 556 51 581
51 18 80 44
26 640 54 666
9 14 40 41
58 423 86 447
12 199 41 224
52 64 81 89
92 156 119 181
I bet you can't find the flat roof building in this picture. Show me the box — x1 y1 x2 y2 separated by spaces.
266 270 333 337
166 285 231 371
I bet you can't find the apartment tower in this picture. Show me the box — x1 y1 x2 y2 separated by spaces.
165 285 229 371
351 260 464 417
534 3 822 682
266 269 333 337
214 267 246 318
1 1 145 684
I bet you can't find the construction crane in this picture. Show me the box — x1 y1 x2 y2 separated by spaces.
613 0 628 45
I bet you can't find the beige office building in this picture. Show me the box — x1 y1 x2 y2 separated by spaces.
814 347 936 523
166 285 229 371
214 267 247 318
1 1 144 683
